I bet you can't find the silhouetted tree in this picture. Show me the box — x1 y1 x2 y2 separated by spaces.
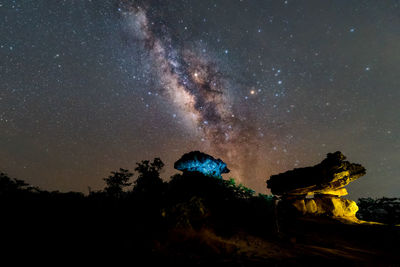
0 172 34 196
133 158 165 194
103 168 133 198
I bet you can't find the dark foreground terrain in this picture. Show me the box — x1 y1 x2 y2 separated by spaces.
1 167 399 266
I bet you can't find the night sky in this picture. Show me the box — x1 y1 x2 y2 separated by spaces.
1 0 399 200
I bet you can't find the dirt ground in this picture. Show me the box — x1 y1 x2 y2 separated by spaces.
155 217 400 266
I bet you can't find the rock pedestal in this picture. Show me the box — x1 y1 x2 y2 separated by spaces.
267 151 365 222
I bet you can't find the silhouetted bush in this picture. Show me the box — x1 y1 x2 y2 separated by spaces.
0 172 36 196
357 197 400 225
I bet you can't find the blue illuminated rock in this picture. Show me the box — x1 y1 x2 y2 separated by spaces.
174 151 230 179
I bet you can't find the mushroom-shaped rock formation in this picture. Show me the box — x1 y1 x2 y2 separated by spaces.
267 151 365 197
267 151 366 222
174 151 230 179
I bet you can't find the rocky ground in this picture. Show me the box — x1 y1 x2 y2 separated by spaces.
152 216 400 266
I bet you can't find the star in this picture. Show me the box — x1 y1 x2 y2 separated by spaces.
0 0 397 199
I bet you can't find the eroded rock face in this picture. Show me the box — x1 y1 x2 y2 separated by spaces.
267 152 365 222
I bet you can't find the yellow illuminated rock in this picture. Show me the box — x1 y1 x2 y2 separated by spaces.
305 199 318 213
292 199 306 214
290 196 360 222
267 152 367 223
315 188 348 197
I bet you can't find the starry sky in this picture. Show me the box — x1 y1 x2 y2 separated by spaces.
1 0 399 200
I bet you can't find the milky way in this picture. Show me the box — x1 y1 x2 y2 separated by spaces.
2 0 399 198
119 2 259 182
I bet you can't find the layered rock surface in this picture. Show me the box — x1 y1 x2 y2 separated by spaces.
267 151 366 221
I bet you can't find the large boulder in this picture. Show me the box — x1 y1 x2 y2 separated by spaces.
174 151 230 179
267 151 366 196
267 152 365 222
